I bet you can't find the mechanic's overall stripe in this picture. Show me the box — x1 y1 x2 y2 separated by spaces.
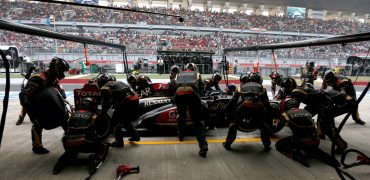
123 137 278 145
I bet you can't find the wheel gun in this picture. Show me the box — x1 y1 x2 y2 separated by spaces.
116 165 140 180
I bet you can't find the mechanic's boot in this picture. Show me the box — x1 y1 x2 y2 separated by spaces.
16 116 24 125
222 142 232 150
32 146 49 154
111 141 124 148
199 144 208 158
128 136 141 142
264 144 272 152
178 135 185 142
88 155 103 175
53 157 68 175
293 155 310 167
354 119 366 125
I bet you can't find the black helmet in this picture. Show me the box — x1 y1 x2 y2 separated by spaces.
49 57 69 80
283 97 300 110
247 72 263 84
324 70 337 85
185 63 197 71
212 73 222 82
308 61 315 67
127 74 137 86
170 65 180 74
227 83 237 92
239 73 248 84
280 77 297 94
96 73 116 88
79 97 96 111
270 101 281 118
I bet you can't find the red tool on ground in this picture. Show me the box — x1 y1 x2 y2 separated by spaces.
116 165 140 180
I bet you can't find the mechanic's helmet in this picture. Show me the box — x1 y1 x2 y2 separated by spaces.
239 73 248 84
280 77 297 94
270 71 278 79
307 61 315 69
270 101 281 119
246 72 263 84
212 73 222 82
227 83 237 92
79 97 96 111
137 75 152 86
283 97 300 110
96 73 116 88
291 87 307 103
170 65 180 74
49 57 70 80
127 74 137 86
185 63 197 71
324 70 337 86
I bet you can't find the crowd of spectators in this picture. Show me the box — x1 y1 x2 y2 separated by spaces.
1 27 369 59
1 0 370 35
1 0 369 60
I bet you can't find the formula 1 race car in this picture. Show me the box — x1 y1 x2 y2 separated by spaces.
73 82 286 134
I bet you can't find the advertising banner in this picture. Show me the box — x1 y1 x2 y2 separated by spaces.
310 10 325 20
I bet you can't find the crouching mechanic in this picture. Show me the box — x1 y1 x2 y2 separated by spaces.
322 70 365 125
127 74 153 98
276 98 340 167
202 73 222 96
174 63 208 157
223 72 272 151
53 97 110 175
96 73 140 147
291 86 348 153
19 57 69 154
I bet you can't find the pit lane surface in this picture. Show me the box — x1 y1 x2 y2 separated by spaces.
1 88 370 179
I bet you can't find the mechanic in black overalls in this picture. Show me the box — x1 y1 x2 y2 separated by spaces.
291 86 348 153
19 57 69 154
202 73 222 96
269 71 283 98
322 70 365 125
96 73 140 147
301 61 318 86
223 72 272 151
127 74 153 98
53 97 110 175
16 64 40 125
174 63 208 157
276 98 340 167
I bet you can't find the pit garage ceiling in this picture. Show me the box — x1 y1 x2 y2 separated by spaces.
192 0 370 14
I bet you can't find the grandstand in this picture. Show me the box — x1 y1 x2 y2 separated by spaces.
0 0 370 76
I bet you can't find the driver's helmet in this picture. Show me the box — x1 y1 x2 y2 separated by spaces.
280 77 297 94
246 72 263 84
185 63 197 71
324 70 337 86
79 97 96 111
49 57 70 80
211 73 222 83
96 73 116 88
239 73 248 84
